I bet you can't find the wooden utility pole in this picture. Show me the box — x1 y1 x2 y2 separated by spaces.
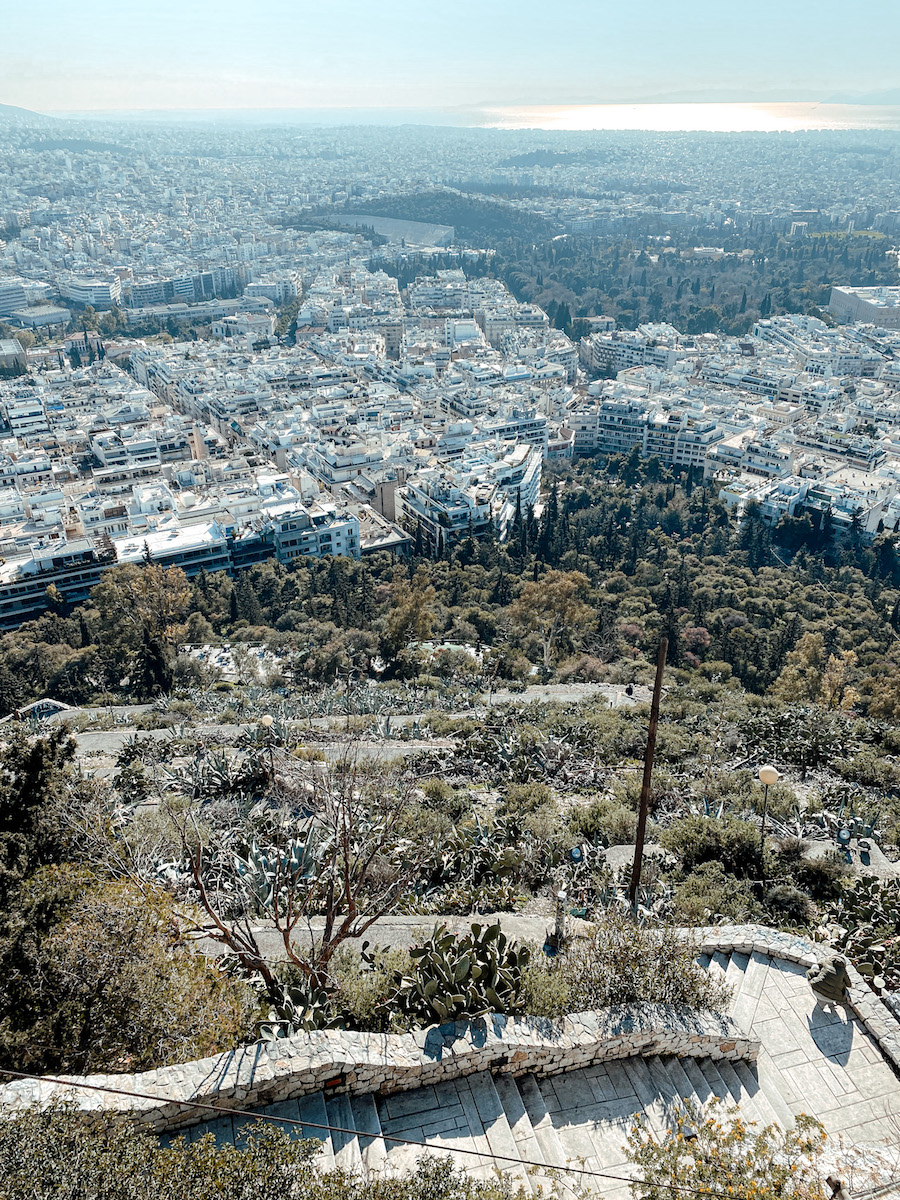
629 637 668 909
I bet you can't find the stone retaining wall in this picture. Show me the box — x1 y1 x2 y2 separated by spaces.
3 924 898 1133
0 1005 755 1133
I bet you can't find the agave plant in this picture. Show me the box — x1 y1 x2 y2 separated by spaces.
234 828 330 915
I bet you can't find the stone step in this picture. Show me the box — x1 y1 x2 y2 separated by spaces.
698 1055 772 1131
461 1072 534 1194
645 1055 692 1109
623 1055 682 1133
189 1113 235 1146
600 1058 642 1105
696 1056 737 1107
350 1093 387 1176
494 1073 546 1165
517 1073 570 1171
168 1049 800 1196
708 950 731 985
725 952 751 1014
679 1055 720 1109
496 1072 566 1195
572 1065 650 1200
731 950 770 1032
298 1092 335 1171
731 1059 782 1131
656 1054 700 1105
547 1082 624 1167
714 1057 766 1130
755 1050 797 1132
234 1096 306 1147
325 1092 363 1174
378 1082 461 1176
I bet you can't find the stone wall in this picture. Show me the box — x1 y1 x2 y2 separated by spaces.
0 1005 756 1133
2 924 898 1134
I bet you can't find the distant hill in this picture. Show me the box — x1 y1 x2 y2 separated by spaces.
825 90 900 105
0 103 56 123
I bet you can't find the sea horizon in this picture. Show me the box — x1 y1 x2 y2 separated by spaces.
479 101 900 132
37 100 900 132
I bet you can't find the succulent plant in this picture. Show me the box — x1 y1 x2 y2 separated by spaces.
383 921 530 1025
817 874 900 993
257 975 340 1038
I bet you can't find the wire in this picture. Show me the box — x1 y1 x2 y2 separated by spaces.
0 1064 766 1198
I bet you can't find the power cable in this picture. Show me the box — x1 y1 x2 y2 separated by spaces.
0 1064 781 1198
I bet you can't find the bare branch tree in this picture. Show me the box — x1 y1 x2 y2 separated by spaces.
154 746 435 1004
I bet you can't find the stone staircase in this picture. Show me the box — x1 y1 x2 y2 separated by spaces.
178 1052 794 1196
166 938 900 1191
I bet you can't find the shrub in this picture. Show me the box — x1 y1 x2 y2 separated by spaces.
569 797 647 845
520 954 572 1019
420 778 471 823
625 1098 826 1200
524 909 731 1015
835 750 900 790
0 867 258 1074
498 781 552 816
0 1108 516 1200
673 862 759 924
764 884 813 927
557 654 608 682
331 944 412 1032
661 815 764 879
775 843 849 902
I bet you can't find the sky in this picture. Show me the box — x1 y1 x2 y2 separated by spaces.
4 0 900 115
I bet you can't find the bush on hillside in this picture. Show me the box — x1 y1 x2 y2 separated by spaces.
626 1098 826 1200
0 867 258 1075
523 909 730 1017
660 815 765 879
673 862 759 924
0 1107 517 1200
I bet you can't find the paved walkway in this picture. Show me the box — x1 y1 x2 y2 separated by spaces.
703 947 900 1145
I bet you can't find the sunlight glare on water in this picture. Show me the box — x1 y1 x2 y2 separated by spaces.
480 103 900 132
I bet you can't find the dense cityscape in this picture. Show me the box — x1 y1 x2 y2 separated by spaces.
2 89 900 1200
2 119 900 629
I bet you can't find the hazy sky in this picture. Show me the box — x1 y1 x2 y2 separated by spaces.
5 0 900 113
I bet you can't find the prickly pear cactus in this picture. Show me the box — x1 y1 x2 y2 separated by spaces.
390 921 530 1024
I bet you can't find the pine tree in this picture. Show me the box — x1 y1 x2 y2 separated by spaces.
234 572 263 625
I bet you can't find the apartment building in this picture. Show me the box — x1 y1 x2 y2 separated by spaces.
58 275 122 310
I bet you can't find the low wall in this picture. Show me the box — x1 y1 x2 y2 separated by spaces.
0 1004 755 1133
4 924 898 1134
